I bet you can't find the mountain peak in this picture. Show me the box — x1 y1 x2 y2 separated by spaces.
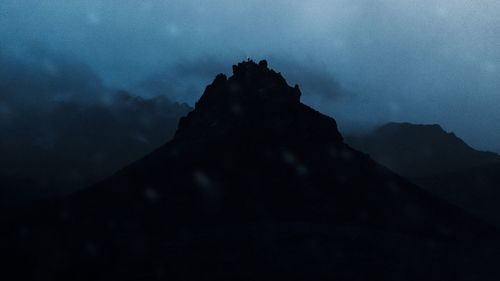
174 59 321 141
197 59 301 109
348 122 500 178
6 61 499 281
378 122 444 134
375 122 467 147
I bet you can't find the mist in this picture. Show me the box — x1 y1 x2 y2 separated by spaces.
1 0 499 151
0 45 190 207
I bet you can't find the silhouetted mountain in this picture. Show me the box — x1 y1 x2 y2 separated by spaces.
3 61 499 281
347 122 500 178
347 123 500 227
0 92 190 208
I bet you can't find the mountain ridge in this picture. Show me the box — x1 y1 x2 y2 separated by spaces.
3 60 499 281
347 122 500 178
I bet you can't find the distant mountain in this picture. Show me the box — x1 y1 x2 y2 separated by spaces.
3 61 499 281
347 122 500 227
0 92 190 208
347 122 500 178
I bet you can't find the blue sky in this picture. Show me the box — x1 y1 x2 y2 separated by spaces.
1 0 499 150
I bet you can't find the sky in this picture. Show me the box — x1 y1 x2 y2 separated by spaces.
1 0 499 151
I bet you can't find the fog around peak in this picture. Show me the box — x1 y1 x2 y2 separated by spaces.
1 0 499 151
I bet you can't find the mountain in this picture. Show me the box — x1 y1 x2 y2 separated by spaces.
0 92 191 208
347 123 500 227
347 122 500 178
3 60 499 281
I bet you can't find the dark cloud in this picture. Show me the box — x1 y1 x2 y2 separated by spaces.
137 56 346 107
0 45 103 108
0 1 499 150
136 56 231 103
268 57 345 103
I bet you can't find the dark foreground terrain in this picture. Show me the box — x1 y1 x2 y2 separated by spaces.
2 60 500 280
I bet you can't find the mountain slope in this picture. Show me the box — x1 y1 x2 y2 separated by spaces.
347 122 500 178
4 60 499 281
347 123 500 227
415 163 500 226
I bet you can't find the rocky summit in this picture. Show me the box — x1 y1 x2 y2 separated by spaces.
3 60 499 281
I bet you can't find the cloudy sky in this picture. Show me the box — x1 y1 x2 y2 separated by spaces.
1 0 499 150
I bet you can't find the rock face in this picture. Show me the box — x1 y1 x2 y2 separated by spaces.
3 60 499 281
347 122 500 178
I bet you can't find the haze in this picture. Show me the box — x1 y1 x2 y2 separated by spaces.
1 0 499 151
